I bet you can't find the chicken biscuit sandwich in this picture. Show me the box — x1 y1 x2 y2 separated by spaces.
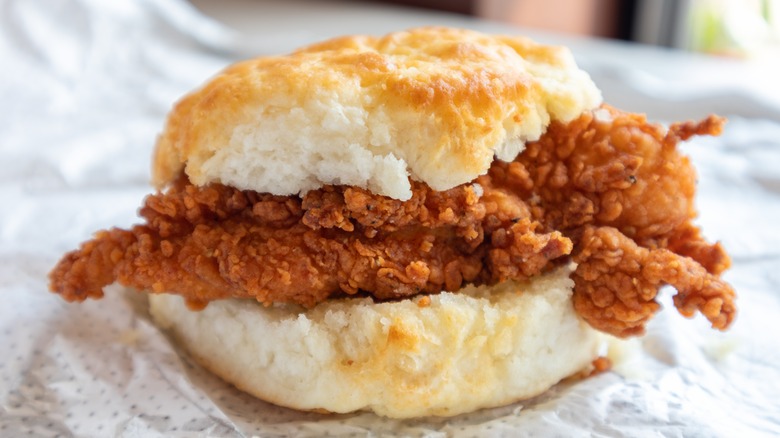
49 27 736 418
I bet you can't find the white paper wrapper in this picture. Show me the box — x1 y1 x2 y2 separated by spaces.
2 0 780 436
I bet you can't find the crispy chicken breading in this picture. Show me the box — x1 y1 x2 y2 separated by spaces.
49 107 736 337
50 174 571 309
506 106 734 335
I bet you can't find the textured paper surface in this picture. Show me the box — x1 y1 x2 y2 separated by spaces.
1 0 780 436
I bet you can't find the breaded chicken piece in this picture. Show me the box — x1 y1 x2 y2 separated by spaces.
572 226 734 337
49 175 571 309
502 106 735 336
49 107 736 337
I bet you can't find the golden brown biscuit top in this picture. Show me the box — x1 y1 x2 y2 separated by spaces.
153 27 601 200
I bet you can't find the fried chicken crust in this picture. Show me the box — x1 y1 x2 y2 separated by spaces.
50 174 571 309
501 106 734 336
49 106 736 337
572 226 735 337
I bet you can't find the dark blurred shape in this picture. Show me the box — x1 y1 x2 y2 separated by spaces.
367 0 475 15
632 0 688 47
616 0 639 41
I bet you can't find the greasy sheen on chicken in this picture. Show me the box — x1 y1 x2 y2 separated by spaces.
49 106 736 337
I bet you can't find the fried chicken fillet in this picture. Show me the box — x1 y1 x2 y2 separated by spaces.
49 106 735 338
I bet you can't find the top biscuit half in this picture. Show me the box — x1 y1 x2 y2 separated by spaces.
153 26 602 200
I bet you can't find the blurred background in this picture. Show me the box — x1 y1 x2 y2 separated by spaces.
190 0 780 59
376 0 780 58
